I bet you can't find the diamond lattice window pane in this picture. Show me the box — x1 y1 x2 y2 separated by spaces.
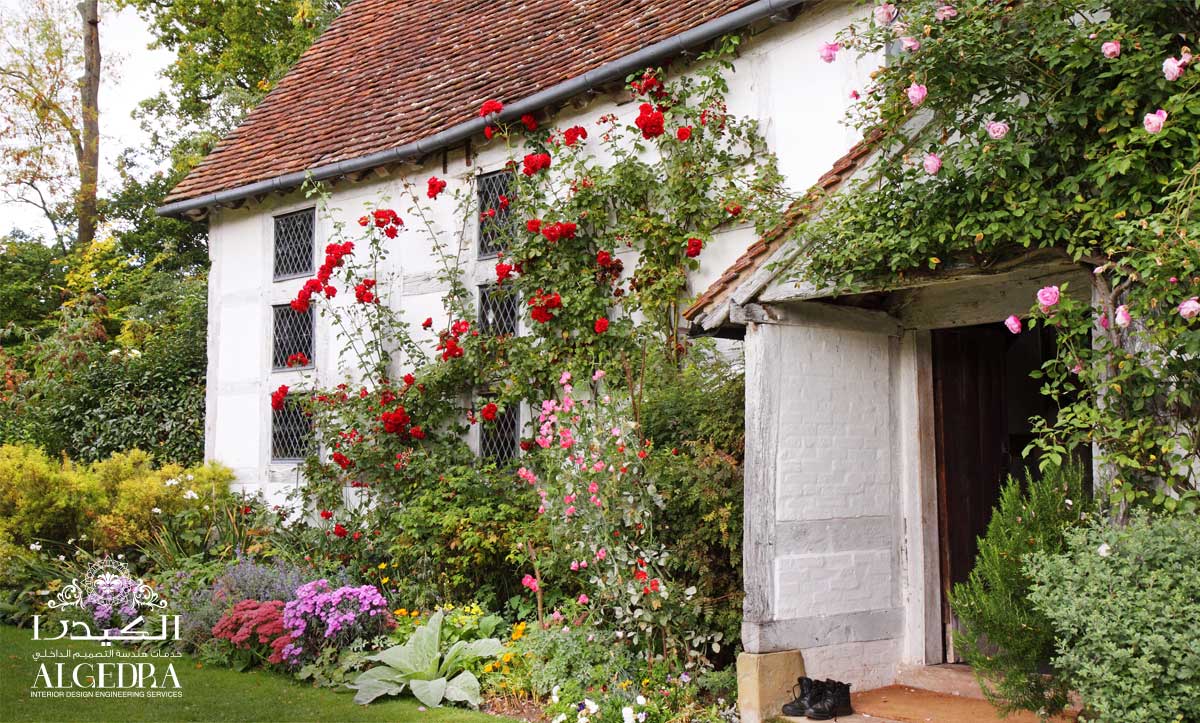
274 209 315 279
477 171 516 257
479 286 518 336
272 305 314 369
272 397 312 461
480 403 519 462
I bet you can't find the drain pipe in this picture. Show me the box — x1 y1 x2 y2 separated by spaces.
157 0 811 218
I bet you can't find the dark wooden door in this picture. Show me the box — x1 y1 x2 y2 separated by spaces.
932 326 1011 662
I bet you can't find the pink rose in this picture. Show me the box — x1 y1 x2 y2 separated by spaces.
1115 305 1131 328
1037 285 1060 309
907 83 927 107
1163 57 1185 81
986 121 1009 139
1100 313 1110 330
1179 297 1200 319
1005 315 1022 334
1144 109 1167 134
819 41 840 63
874 3 898 25
934 5 957 21
1101 41 1121 58
923 152 942 174
901 36 921 52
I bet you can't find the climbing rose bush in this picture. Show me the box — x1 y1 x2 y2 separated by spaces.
806 0 1200 510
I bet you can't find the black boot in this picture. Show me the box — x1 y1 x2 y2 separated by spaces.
804 680 852 720
781 676 823 716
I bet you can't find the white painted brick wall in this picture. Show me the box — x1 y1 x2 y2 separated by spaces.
774 549 893 619
800 638 900 691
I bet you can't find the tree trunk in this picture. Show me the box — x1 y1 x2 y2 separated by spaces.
76 0 100 248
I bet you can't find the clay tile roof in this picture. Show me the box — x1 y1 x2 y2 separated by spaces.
165 0 761 206
683 126 885 324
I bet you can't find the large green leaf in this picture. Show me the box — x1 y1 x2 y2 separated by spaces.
349 667 407 705
407 609 444 678
444 670 482 707
408 677 448 708
368 642 423 676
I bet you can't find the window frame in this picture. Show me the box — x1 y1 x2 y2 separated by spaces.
476 169 516 259
272 207 317 282
270 394 313 462
270 303 315 371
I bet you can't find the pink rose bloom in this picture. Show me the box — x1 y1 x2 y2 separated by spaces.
874 2 898 25
1180 297 1200 319
907 83 927 107
1005 315 1022 334
596 548 607 560
1037 285 1061 309
923 152 942 174
570 560 580 571
901 36 921 52
935 5 957 21
1144 109 1167 134
1163 57 1185 81
850 89 861 100
986 121 1009 139
577 594 589 605
1101 41 1121 58
819 41 840 63
564 505 576 516
592 369 605 381
558 371 572 385
1115 305 1131 328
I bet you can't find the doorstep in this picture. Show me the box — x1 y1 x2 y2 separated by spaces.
838 685 1079 723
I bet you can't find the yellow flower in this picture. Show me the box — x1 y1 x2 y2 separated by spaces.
395 608 408 617
411 610 420 617
511 621 527 641
381 577 390 584
378 562 388 570
483 663 494 673
502 652 514 663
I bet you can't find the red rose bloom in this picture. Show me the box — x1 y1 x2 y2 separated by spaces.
426 176 447 199
725 202 742 216
320 509 333 520
686 237 703 258
495 262 514 285
521 152 552 176
520 114 538 131
526 218 542 233
357 215 369 226
333 523 348 538
484 125 495 140
594 317 610 334
270 385 289 410
403 373 415 385
409 425 425 439
563 125 588 146
635 103 665 139
384 225 398 239
676 126 692 141
481 402 499 421
479 99 504 117
332 452 354 470
422 317 433 329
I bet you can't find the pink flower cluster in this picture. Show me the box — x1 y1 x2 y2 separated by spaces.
280 580 390 664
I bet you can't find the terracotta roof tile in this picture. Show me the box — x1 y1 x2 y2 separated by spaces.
683 127 885 323
166 0 759 205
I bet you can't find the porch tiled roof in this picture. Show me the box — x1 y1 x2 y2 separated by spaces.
682 127 885 324
165 0 759 205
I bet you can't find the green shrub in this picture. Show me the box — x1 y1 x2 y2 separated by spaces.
948 464 1092 717
1027 511 1200 723
0 444 105 550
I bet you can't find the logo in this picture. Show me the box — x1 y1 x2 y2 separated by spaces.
29 558 184 698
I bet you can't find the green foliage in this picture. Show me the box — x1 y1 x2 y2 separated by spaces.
948 464 1092 717
810 0 1200 500
0 444 105 552
0 234 66 346
351 610 503 707
1027 511 1200 723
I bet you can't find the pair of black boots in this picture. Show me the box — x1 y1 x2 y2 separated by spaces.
781 676 853 720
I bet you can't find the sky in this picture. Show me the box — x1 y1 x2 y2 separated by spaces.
0 1 173 239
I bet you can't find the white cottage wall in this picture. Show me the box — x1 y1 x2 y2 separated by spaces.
204 1 878 498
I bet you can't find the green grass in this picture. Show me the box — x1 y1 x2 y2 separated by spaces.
0 625 507 722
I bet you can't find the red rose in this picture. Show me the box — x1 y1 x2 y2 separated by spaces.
686 237 703 258
563 125 588 146
484 125 495 140
409 425 425 439
725 202 742 216
290 297 309 313
479 99 503 117
635 103 665 139
333 523 348 538
498 194 510 210
332 452 354 470
520 114 538 131
634 569 648 581
352 531 362 541
481 402 499 421
403 373 415 385
596 250 612 267
320 509 333 520
495 262 514 284
422 317 433 329
384 225 398 239
594 317 609 334
526 218 542 233
521 152 552 176
676 126 692 141
357 216 369 226
270 385 289 410
426 176 447 199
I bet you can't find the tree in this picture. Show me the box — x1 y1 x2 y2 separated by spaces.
0 232 66 346
0 0 104 251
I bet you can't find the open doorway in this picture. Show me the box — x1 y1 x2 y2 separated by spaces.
930 321 1058 663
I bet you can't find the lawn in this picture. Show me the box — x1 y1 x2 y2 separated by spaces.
0 625 508 723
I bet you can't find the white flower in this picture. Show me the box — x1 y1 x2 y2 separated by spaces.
552 716 567 723
28 542 42 552
185 473 194 481
164 478 179 487
584 699 599 714
637 714 646 723
183 489 199 500
1098 543 1112 557
636 695 647 706
57 555 65 561
107 349 122 357
1064 499 1073 508
67 538 75 545
622 708 635 723
117 554 124 559
151 507 162 515
551 686 560 704
79 534 87 540
128 349 142 358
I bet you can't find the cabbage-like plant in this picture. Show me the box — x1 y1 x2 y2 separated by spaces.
349 610 502 707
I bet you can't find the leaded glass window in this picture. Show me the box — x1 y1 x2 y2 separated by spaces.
272 304 314 370
273 208 315 279
479 285 519 336
271 397 312 461
480 402 519 462
477 171 515 257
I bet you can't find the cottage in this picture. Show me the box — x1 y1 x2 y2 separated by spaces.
157 0 1063 718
